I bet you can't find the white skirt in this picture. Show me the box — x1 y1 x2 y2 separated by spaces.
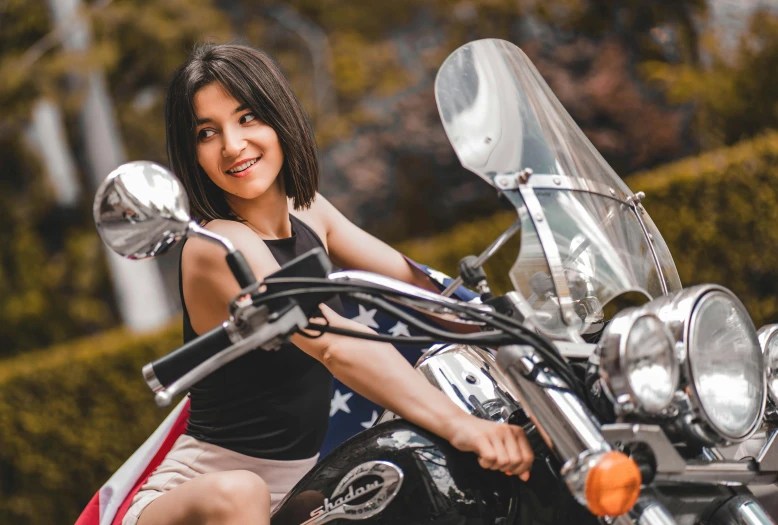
122 434 318 525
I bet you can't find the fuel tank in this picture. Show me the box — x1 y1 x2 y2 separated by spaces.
270 419 598 525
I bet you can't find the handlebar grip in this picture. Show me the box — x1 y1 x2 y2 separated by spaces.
144 323 233 389
226 250 257 288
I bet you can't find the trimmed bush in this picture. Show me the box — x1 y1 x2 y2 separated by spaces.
0 322 181 524
4 132 778 523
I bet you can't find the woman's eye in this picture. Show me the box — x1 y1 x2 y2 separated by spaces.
197 129 215 141
240 113 257 124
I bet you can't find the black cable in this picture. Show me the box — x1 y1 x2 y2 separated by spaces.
256 280 572 366
347 292 510 344
302 323 510 346
454 306 584 396
350 292 581 396
296 312 329 339
254 278 584 395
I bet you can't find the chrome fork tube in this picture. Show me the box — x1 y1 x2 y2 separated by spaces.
706 495 776 525
496 345 678 525
496 344 609 460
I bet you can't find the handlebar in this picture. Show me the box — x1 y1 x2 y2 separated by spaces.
143 248 333 406
226 251 257 288
143 322 237 391
152 304 308 407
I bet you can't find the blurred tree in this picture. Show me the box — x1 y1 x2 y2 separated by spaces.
642 9 778 150
527 0 707 64
0 0 230 355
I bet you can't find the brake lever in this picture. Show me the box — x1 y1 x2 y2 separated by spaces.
153 305 308 407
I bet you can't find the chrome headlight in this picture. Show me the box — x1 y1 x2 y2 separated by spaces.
653 285 765 444
598 310 679 415
758 324 778 405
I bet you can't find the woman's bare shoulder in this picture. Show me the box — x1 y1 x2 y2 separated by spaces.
290 195 331 243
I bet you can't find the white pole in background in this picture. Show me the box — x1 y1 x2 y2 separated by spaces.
45 0 173 331
25 99 81 207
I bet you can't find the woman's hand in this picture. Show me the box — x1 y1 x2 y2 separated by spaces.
305 306 534 482
445 414 534 481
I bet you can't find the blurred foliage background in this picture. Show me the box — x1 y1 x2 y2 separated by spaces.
4 0 778 522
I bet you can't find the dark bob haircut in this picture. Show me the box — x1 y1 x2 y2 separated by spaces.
164 43 319 223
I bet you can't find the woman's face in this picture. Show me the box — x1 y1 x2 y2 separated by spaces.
193 82 284 201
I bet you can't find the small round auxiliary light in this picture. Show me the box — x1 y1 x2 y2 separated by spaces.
598 310 679 415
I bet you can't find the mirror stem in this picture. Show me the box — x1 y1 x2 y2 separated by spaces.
189 222 257 288
189 222 237 253
441 219 521 297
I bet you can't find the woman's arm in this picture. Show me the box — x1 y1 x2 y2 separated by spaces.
182 220 533 479
311 304 533 480
311 194 440 293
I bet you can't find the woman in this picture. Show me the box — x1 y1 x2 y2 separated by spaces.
125 43 533 525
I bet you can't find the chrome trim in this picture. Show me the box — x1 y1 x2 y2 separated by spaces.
515 181 579 329
313 461 404 523
142 363 163 393
652 460 776 486
701 447 726 461
601 424 778 485
627 194 669 296
415 344 521 422
707 495 777 525
629 498 678 525
441 219 522 297
560 450 607 509
497 344 610 459
600 424 686 474
222 320 242 344
328 270 493 317
555 340 597 360
597 310 679 416
758 324 778 406
494 173 633 202
757 429 778 471
758 325 778 351
189 221 236 253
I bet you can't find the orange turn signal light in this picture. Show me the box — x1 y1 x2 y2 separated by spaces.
584 451 642 517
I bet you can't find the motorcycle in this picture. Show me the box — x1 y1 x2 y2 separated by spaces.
92 39 778 525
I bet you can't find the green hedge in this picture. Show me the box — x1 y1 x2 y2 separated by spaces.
5 132 778 523
0 322 181 524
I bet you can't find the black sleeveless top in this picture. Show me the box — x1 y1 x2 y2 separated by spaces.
180 215 342 460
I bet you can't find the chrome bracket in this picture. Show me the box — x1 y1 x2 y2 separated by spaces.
513 173 579 329
189 221 236 253
624 191 669 296
757 429 778 471
600 423 686 474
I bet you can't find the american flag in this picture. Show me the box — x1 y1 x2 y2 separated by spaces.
321 263 477 455
75 263 477 525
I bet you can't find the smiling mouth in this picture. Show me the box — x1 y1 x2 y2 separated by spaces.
226 156 261 174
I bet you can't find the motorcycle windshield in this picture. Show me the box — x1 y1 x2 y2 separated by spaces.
509 190 681 336
435 39 681 335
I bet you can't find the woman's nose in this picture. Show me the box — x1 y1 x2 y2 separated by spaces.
222 128 247 158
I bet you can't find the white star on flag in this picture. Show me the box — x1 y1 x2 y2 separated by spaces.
427 269 450 284
330 389 353 417
388 321 411 337
361 410 379 429
351 304 379 328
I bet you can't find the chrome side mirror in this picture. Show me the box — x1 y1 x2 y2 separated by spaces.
93 161 257 288
94 161 191 260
